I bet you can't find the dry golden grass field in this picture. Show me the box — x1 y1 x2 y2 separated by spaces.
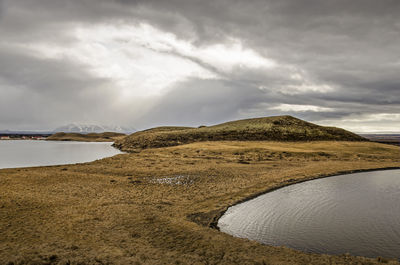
1 140 399 264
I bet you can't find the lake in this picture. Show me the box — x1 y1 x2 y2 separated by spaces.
0 140 122 169
218 169 400 259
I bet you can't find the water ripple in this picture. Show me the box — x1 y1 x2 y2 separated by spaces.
218 169 400 259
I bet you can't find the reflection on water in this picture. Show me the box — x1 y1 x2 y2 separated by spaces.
218 169 400 259
0 140 121 169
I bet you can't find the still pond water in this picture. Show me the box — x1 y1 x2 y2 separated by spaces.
0 140 121 169
218 169 400 259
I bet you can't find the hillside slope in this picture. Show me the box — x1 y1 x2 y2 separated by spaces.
114 116 367 152
47 132 126 142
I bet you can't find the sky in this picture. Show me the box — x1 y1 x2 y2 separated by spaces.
0 0 399 133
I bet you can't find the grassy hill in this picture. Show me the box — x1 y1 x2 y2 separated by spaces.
114 115 367 152
47 132 126 142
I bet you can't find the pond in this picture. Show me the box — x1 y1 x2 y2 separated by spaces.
0 140 122 169
218 169 400 259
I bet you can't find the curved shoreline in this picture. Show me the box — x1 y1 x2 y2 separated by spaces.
210 166 400 230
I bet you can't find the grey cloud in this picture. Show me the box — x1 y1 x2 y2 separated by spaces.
0 0 4 18
134 77 357 130
0 46 121 130
0 0 399 132
135 78 267 129
123 1 400 104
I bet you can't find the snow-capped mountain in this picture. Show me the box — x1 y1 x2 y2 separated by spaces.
53 123 135 134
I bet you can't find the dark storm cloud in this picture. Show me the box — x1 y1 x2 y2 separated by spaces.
132 0 400 130
0 0 399 131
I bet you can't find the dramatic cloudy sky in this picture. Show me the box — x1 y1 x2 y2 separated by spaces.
1 0 399 132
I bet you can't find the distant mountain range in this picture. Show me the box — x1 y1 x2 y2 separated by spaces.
0 124 136 135
53 124 135 134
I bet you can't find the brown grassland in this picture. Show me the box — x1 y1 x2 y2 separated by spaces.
46 132 126 142
1 140 400 264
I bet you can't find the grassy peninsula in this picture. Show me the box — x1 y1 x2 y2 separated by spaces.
47 132 126 142
1 116 399 264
